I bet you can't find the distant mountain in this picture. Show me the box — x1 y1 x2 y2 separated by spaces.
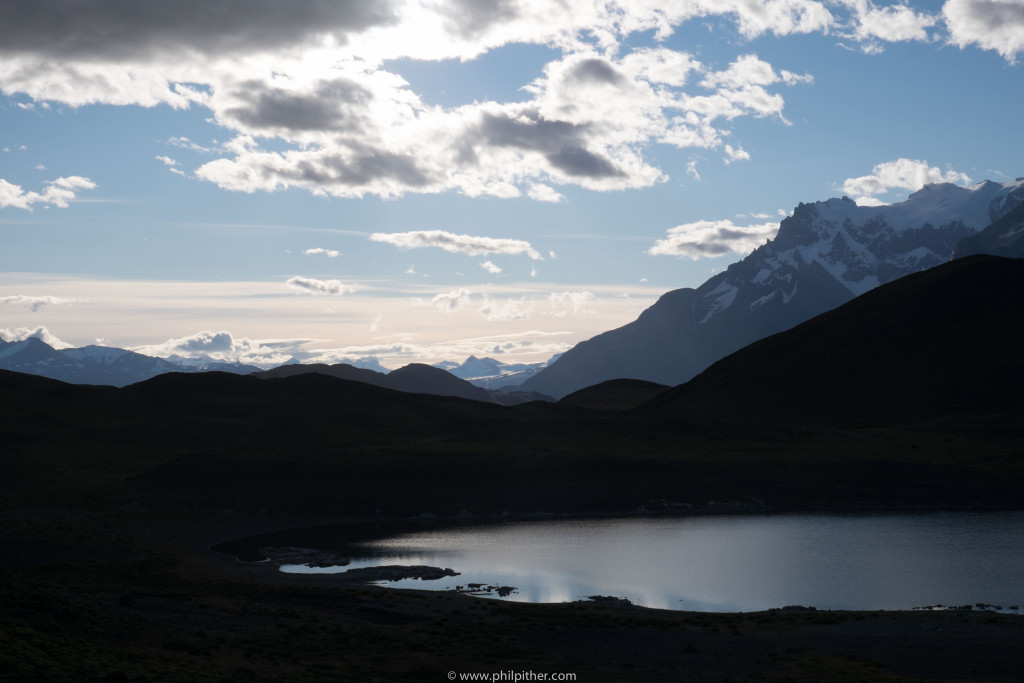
257 361 498 403
434 354 558 389
644 254 1024 427
162 353 273 375
518 179 1024 398
0 337 259 386
257 362 388 385
379 363 494 402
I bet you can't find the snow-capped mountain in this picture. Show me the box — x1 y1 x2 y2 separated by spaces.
0 338 259 386
433 354 560 389
518 178 1024 399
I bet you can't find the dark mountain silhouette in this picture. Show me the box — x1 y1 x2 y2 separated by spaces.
559 379 669 411
256 360 548 404
644 254 1024 427
379 363 493 401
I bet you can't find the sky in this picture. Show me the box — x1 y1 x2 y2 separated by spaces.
1 0 1022 369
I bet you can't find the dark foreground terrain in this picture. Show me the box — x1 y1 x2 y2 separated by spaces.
3 255 1024 680
4 506 1024 683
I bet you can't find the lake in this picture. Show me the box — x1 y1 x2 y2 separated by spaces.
222 512 1024 612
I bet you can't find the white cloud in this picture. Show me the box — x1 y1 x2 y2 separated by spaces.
304 247 340 257
723 144 750 164
427 288 473 313
943 0 1024 63
837 0 938 47
168 136 215 153
685 160 702 181
370 229 544 260
839 158 972 205
0 176 96 210
479 260 502 274
0 325 73 349
0 2 837 202
478 296 531 321
527 183 566 203
285 276 356 296
0 294 77 312
649 219 779 259
156 155 178 166
132 329 314 367
548 291 596 316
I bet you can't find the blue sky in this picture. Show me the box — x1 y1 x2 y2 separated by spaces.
1 0 1022 368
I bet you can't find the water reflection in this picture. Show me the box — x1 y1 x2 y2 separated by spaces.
271 512 1024 611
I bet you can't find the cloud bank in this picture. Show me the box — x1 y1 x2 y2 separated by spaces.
7 1 998 205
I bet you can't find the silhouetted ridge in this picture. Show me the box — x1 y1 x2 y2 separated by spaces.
559 379 669 411
644 255 1024 427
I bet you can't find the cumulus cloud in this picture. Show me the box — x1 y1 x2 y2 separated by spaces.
649 219 780 259
0 1 847 202
479 260 502 274
724 144 750 164
836 0 939 49
0 295 77 312
370 229 544 260
132 329 316 366
304 247 340 257
427 288 473 313
478 296 531 321
943 0 1024 63
0 325 73 348
285 276 356 295
527 183 566 202
548 291 596 316
839 158 972 205
0 176 96 210
4 0 1001 208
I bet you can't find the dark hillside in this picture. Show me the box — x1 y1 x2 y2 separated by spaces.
559 378 669 411
645 255 1024 427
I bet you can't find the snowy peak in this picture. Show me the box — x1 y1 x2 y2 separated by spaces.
0 340 253 386
517 177 1024 399
433 354 560 389
703 178 1024 318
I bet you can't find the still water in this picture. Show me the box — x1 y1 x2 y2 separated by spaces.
272 512 1024 612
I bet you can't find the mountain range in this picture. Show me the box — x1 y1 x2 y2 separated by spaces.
257 361 551 405
433 354 558 388
4 253 1022 518
4 178 1022 403
0 337 260 387
517 178 1024 398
